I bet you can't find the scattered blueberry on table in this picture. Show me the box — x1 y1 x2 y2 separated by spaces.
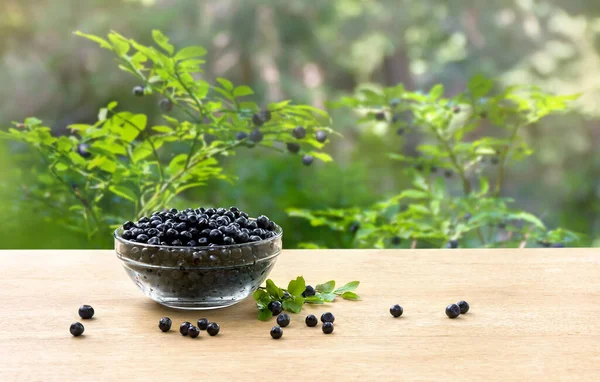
390 304 403 318
445 304 461 319
180 321 192 336
268 300 283 316
207 322 220 336
270 326 283 339
188 325 200 338
70 322 85 337
197 318 209 330
321 312 335 323
457 300 470 314
302 285 316 297
276 313 290 328
158 317 172 332
78 305 94 319
305 314 318 327
322 322 334 334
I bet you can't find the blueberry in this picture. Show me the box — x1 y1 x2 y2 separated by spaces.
268 300 283 316
349 222 360 233
302 154 314 166
132 86 144 97
216 207 226 215
305 314 318 327
197 318 209 330
76 143 91 158
223 236 235 245
390 304 403 318
215 216 229 226
252 110 271 126
123 221 135 230
159 98 173 112
136 234 149 243
166 228 178 238
446 304 461 318
180 321 192 336
70 322 85 337
375 111 386 121
292 126 306 139
207 322 220 336
287 142 300 153
78 305 94 319
158 317 172 332
315 130 327 143
224 211 236 220
256 215 270 229
322 322 334 334
396 127 405 135
457 300 470 314
276 313 290 327
205 208 216 215
320 312 335 323
270 326 283 339
391 236 401 245
447 240 459 249
175 222 187 231
147 237 160 245
235 217 248 226
551 243 565 248
249 129 263 143
249 235 261 242
302 285 316 297
464 212 472 220
171 239 183 246
237 232 249 243
180 231 193 240
389 98 400 107
247 220 258 230
122 230 134 240
146 228 159 236
188 325 200 338
229 206 240 213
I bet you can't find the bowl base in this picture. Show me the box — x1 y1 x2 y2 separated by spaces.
156 298 242 310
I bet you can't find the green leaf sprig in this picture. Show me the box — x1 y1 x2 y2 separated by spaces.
253 276 360 321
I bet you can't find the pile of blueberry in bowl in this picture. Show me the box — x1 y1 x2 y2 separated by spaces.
114 207 282 310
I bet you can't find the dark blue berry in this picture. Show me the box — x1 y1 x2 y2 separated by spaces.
166 228 178 238
302 285 316 297
76 143 91 158
315 130 327 143
287 142 300 153
375 111 386 121
188 325 200 338
302 154 314 166
447 240 459 249
237 232 249 243
205 208 216 215
389 98 400 107
70 322 84 337
247 220 258 230
249 235 261 242
249 129 263 143
551 243 565 248
180 321 192 336
136 234 149 243
268 300 283 316
175 222 187 231
252 110 271 126
349 222 360 233
122 230 134 240
256 215 270 229
390 304 403 318
320 312 335 323
276 313 290 327
197 318 209 330
171 239 182 246
305 314 318 327
464 212 472 220
396 127 405 135
270 326 283 339
207 322 220 336
123 221 135 230
147 237 160 245
159 98 173 112
292 126 306 139
322 322 334 334
223 236 234 245
132 86 144 96
180 231 193 240
158 317 172 332
457 300 470 314
78 305 94 319
446 304 460 318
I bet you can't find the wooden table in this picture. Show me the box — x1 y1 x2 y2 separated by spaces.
1 249 599 381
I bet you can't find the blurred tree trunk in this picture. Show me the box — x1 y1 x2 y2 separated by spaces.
382 46 414 90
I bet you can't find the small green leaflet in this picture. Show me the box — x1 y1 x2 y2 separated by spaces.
341 291 360 300
334 281 360 294
258 308 272 321
287 276 306 297
315 280 335 293
282 296 304 313
266 279 284 299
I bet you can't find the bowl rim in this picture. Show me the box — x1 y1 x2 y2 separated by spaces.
114 223 283 250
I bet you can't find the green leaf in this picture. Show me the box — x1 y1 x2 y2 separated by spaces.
99 158 117 173
98 108 108 121
107 101 118 111
429 84 444 100
108 185 137 202
253 289 271 305
108 33 129 56
151 29 174 55
258 307 272 321
216 78 233 91
287 276 306 297
266 279 284 299
74 31 113 50
282 295 304 313
152 125 173 133
233 85 254 97
168 154 188 174
399 189 430 199
174 46 207 61
317 293 336 302
315 280 335 293
512 211 546 230
341 291 360 300
334 281 360 294
468 73 493 99
304 296 325 304
307 151 333 163
54 162 68 172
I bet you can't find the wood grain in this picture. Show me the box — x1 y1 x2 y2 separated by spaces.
0 249 599 381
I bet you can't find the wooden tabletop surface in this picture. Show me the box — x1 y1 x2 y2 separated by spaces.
1 249 599 381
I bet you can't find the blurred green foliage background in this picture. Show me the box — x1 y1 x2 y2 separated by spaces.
0 0 598 249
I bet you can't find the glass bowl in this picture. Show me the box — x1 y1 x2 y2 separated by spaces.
114 225 282 310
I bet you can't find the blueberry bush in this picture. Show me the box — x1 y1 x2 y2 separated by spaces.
288 76 580 248
0 31 334 240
